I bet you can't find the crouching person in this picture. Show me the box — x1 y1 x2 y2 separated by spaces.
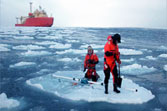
83 46 100 82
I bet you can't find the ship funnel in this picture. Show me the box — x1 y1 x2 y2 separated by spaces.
30 2 33 13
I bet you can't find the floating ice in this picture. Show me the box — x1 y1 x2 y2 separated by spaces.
57 57 81 62
10 61 36 68
26 70 155 104
121 63 156 75
66 39 80 43
49 43 71 49
158 54 167 58
13 36 34 40
159 46 167 50
13 45 45 50
21 50 51 56
121 58 134 63
0 93 20 109
56 49 97 55
37 36 62 40
35 41 58 45
80 44 104 49
0 44 11 52
119 49 143 55
145 56 157 60
164 65 167 71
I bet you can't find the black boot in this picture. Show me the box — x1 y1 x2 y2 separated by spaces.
113 84 120 93
105 84 108 94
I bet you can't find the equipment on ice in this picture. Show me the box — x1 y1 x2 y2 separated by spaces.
117 64 122 88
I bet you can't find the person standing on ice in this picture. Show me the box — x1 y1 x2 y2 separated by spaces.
104 34 121 94
83 46 100 82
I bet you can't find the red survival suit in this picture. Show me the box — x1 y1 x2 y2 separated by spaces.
104 35 121 84
84 48 99 81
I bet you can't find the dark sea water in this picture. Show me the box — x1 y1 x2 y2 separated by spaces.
0 27 167 111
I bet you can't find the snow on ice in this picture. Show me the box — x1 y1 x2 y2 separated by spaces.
35 41 58 45
0 93 20 109
26 71 155 104
121 58 135 63
121 63 156 75
80 44 104 49
10 62 36 68
119 48 143 55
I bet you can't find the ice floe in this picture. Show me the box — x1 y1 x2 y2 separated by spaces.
158 54 167 58
56 49 98 55
0 93 20 109
119 49 143 55
26 70 155 104
21 50 51 57
13 36 34 40
121 58 135 63
35 41 58 45
80 44 104 49
164 65 167 71
10 62 36 68
13 45 45 50
0 44 11 52
49 43 71 49
57 57 81 62
121 63 156 75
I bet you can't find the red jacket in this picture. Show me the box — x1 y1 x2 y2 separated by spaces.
104 40 120 71
84 53 99 69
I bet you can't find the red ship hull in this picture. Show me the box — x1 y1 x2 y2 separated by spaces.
15 17 54 27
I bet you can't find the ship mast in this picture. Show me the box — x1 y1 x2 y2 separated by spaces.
30 2 33 13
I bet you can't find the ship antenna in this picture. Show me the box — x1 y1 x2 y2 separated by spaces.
30 2 33 13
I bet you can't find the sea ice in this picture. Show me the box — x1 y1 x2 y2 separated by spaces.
49 43 71 49
13 45 45 50
119 49 143 55
21 50 51 57
158 54 167 58
10 62 36 68
164 65 167 71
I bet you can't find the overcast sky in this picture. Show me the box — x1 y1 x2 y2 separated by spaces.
0 0 166 28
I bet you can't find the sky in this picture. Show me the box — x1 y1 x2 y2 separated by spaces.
0 0 166 28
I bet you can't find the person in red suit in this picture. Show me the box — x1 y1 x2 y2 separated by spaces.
83 46 99 81
104 34 121 94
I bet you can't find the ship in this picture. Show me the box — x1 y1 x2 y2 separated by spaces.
15 2 54 27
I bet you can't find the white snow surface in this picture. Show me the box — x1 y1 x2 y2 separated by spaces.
35 41 58 45
21 50 51 56
10 62 36 68
121 58 134 63
13 45 45 50
145 56 157 60
0 93 20 109
164 65 167 71
119 49 143 55
121 63 156 75
26 70 155 104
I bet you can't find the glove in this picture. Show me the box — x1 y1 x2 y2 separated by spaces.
88 59 94 64
83 68 86 72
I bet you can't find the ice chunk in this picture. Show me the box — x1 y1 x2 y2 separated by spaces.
119 49 143 55
164 65 167 71
0 93 20 109
56 49 97 55
80 44 104 49
35 41 58 45
121 63 156 75
13 45 45 50
49 43 71 49
13 36 34 40
158 54 167 58
121 58 134 63
146 56 157 60
10 62 36 68
58 57 81 62
26 71 155 104
0 44 10 52
21 50 51 57
66 39 80 43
